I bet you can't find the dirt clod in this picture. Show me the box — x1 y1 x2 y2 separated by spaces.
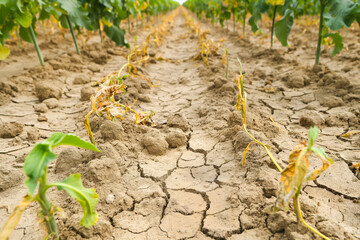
73 75 90 85
43 98 59 109
142 130 169 155
100 120 124 141
0 122 23 138
168 113 190 132
35 80 63 101
80 86 95 101
0 163 23 191
33 103 48 113
284 73 305 88
166 129 187 148
299 111 325 127
55 147 83 173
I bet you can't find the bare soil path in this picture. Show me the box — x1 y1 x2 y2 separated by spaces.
0 9 359 240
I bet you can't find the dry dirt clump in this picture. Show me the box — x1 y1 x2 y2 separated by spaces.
142 130 169 155
35 80 63 101
0 121 23 138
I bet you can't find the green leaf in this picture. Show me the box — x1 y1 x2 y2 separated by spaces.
307 126 319 150
51 174 99 228
324 0 358 30
19 26 33 43
104 25 129 48
275 9 294 46
44 132 100 151
0 0 9 5
248 0 269 32
311 147 334 164
57 0 92 29
23 133 99 195
0 45 10 60
14 11 32 28
24 144 56 195
324 32 344 56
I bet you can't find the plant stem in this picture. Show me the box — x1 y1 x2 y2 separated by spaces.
16 28 22 47
66 16 80 54
295 196 330 240
37 168 58 238
128 16 131 33
315 0 326 64
233 12 235 32
29 25 44 66
242 10 246 37
98 20 103 43
225 49 229 80
271 4 278 48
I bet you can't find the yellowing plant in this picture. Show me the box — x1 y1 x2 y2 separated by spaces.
266 0 285 5
235 58 283 172
84 63 155 144
269 127 333 240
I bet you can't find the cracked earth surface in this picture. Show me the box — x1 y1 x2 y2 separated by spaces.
1 8 360 240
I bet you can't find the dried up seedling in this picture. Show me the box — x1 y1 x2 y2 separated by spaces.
235 58 283 172
182 10 221 65
0 133 100 240
269 127 333 240
84 62 155 144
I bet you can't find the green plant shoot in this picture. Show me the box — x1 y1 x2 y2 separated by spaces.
0 133 100 240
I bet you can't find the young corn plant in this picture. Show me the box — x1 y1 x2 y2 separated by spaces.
269 127 333 240
0 133 100 240
235 58 283 172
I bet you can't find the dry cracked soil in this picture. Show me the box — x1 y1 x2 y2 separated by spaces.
0 8 360 240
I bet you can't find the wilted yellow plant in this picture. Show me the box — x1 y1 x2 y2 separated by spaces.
235 58 283 172
268 127 333 240
84 63 155 144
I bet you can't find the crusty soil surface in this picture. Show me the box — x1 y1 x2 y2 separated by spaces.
0 9 360 240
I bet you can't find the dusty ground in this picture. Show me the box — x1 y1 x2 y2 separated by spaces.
0 8 360 240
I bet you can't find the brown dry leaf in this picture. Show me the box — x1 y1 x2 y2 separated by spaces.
271 141 309 211
340 130 360 138
0 196 33 240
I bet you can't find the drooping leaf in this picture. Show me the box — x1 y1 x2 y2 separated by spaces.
19 26 33 43
46 132 100 151
269 142 309 212
270 128 333 213
305 147 333 181
0 196 33 239
14 11 32 28
242 141 255 166
324 32 344 56
103 25 129 48
51 174 99 228
24 143 56 195
275 9 294 46
0 45 10 60
324 0 358 30
24 133 99 195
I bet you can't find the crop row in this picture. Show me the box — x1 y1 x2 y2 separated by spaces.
0 0 179 64
183 0 360 64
